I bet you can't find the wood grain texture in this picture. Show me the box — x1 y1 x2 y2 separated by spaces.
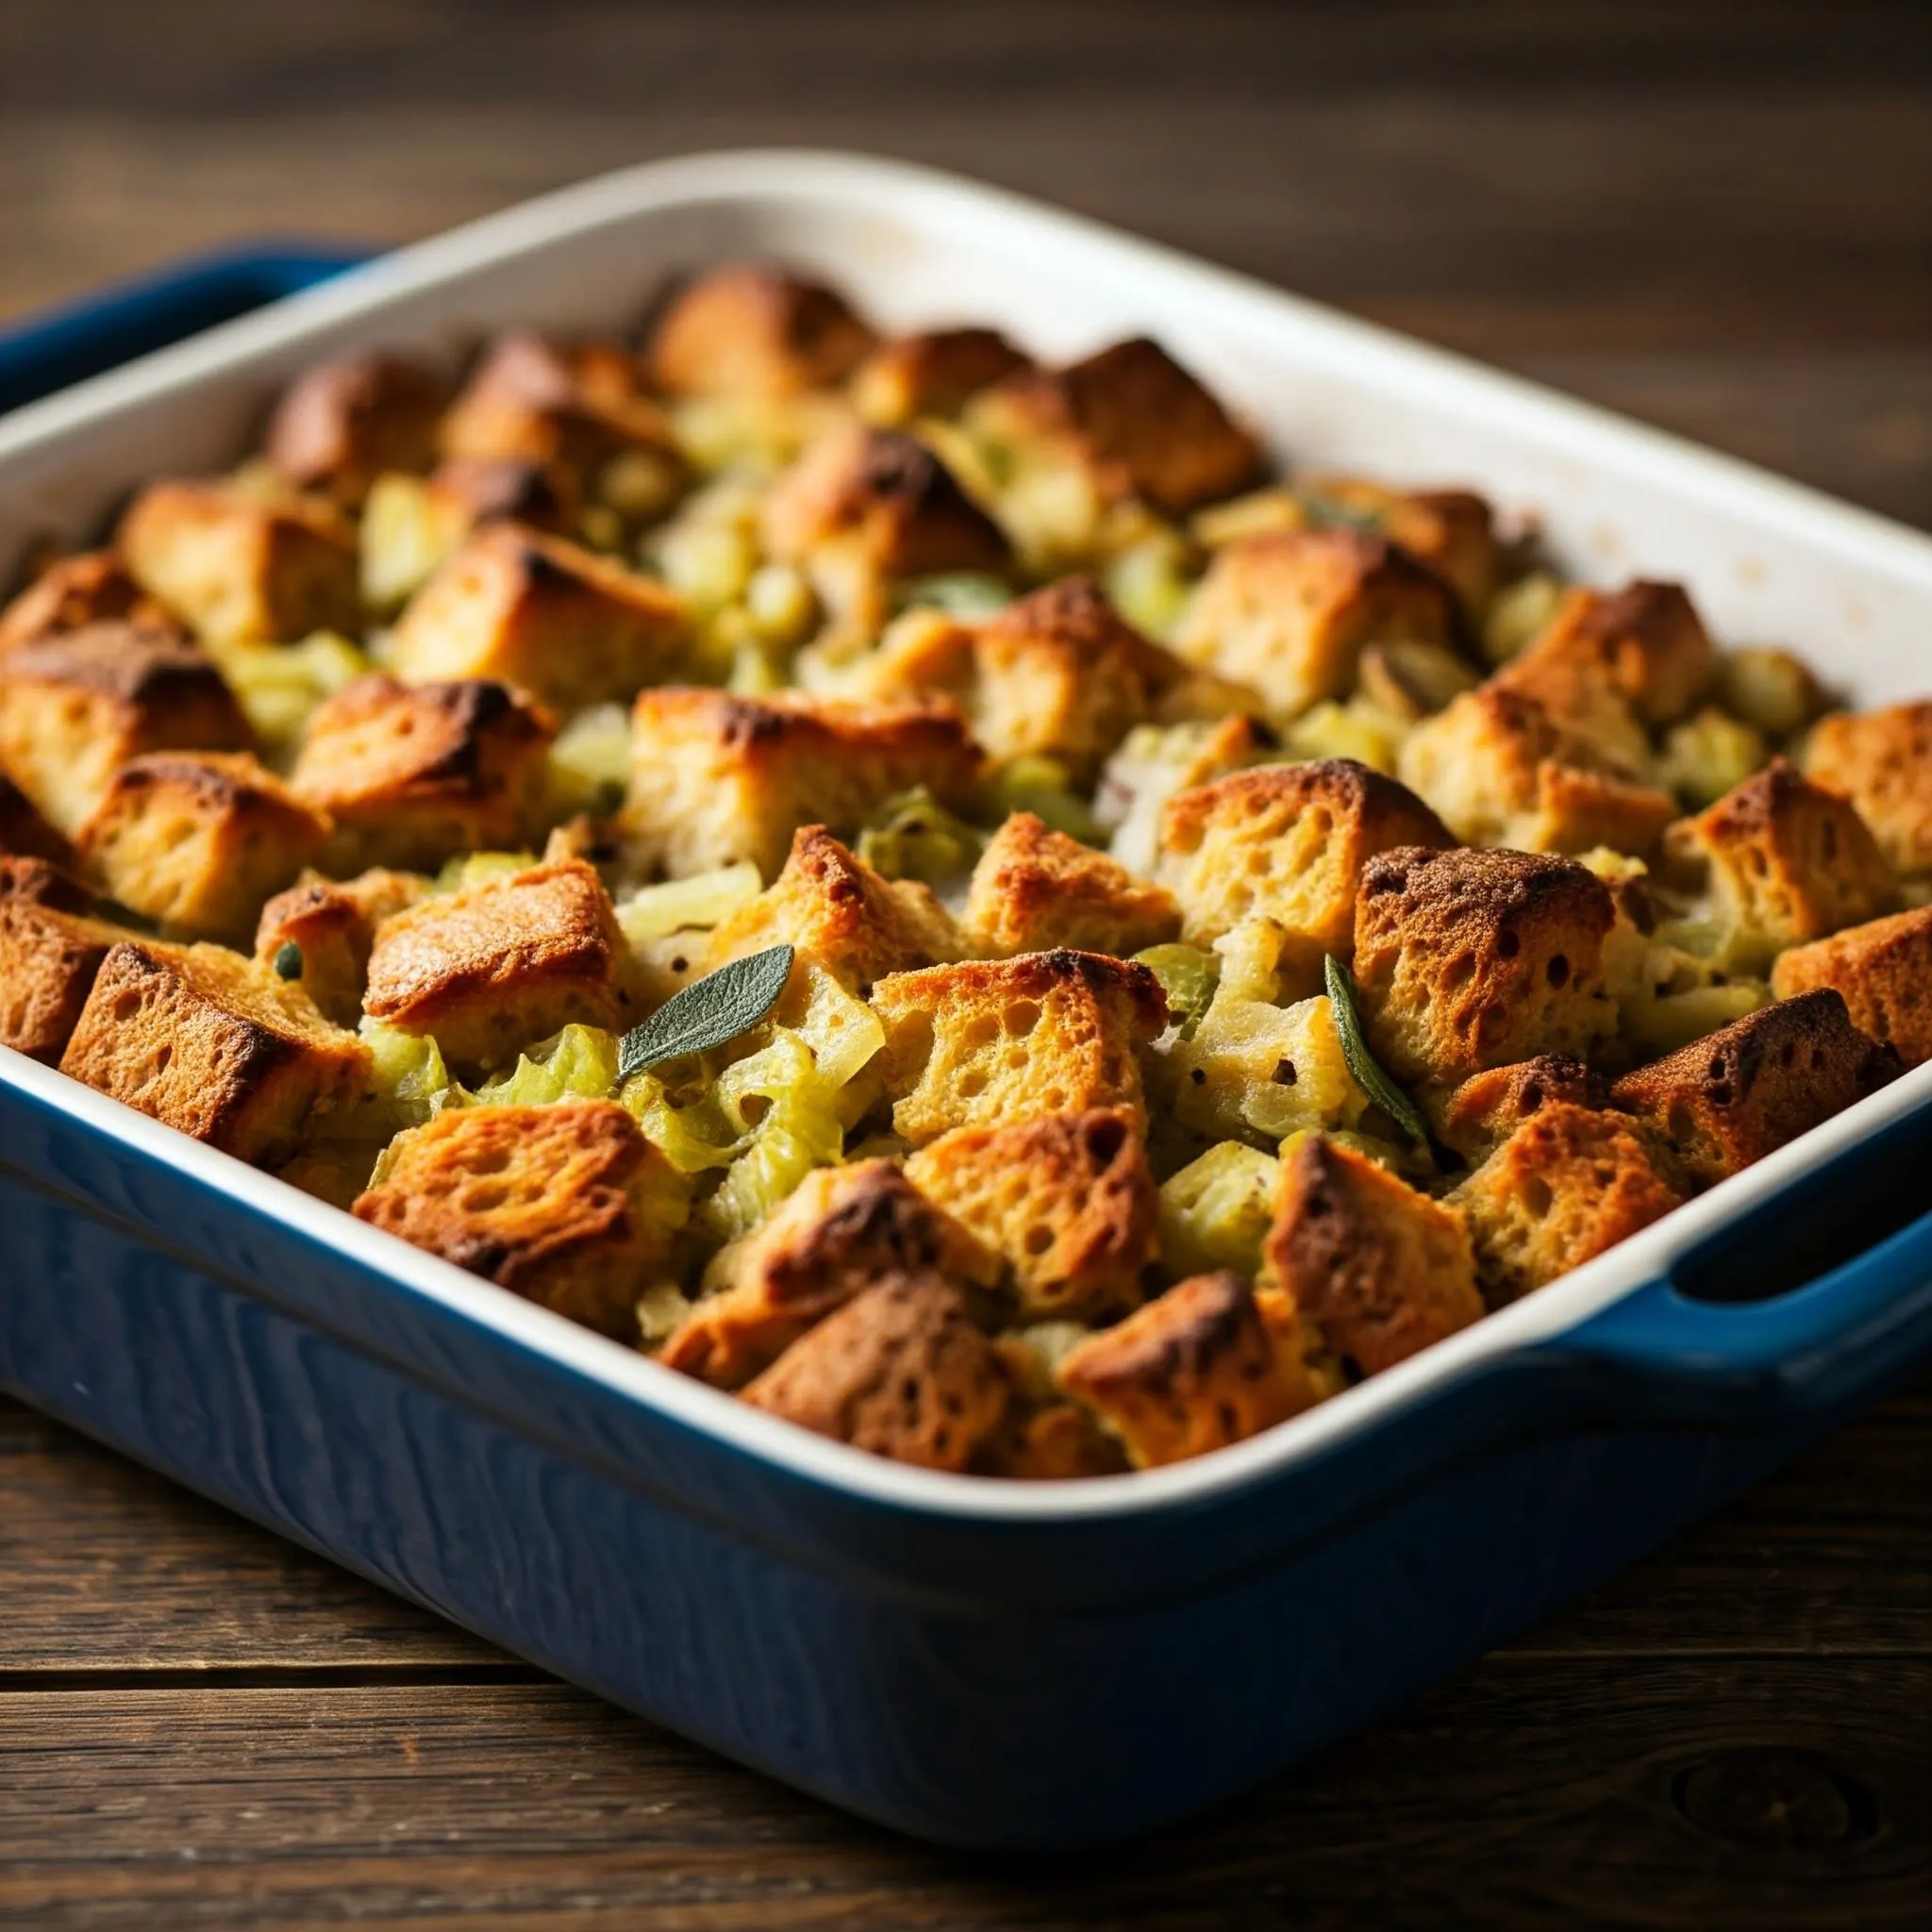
3 0 1931 1921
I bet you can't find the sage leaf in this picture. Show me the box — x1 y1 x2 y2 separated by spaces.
1324 953 1429 1146
617 943 794 1083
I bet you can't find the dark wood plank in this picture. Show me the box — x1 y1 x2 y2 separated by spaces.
2 1660 1928 1928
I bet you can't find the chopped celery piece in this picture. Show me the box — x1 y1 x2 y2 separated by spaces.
1158 1141 1281 1278
1134 943 1221 1041
470 1024 620 1108
857 787 986 884
433 850 535 894
547 702 633 816
897 572 1013 618
616 864 761 946
988 755 1102 843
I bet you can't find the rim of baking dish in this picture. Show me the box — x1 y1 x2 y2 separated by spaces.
6 149 1932 1525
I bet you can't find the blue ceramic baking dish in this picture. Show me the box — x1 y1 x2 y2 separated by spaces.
5 155 1932 1852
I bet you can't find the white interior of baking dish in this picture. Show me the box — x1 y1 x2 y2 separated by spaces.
4 150 1931 1522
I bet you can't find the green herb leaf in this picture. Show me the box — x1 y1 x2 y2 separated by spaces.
617 943 794 1083
272 941 304 981
1324 954 1429 1146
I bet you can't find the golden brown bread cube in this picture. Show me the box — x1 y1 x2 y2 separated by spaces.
974 337 1262 515
871 949 1167 1146
624 687 982 881
59 939 370 1165
1771 906 1932 1068
1448 1102 1686 1304
439 331 679 505
388 521 686 709
964 810 1181 958
905 1107 1158 1322
1496 580 1716 730
1158 758 1454 960
264 354 448 506
741 1273 1010 1474
1057 1270 1325 1469
1352 845 1619 1087
1296 478 1503 616
973 1397 1130 1480
0 623 254 837
0 550 175 655
1262 1135 1483 1375
850 327 1029 426
353 1100 686 1339
705 824 962 994
118 480 360 644
0 858 129 1063
646 264 878 400
76 751 329 943
862 575 1187 786
1803 702 1932 878
1608 989 1899 1187
1427 1053 1607 1164
758 425 1009 577
361 856 642 1070
1396 685 1675 856
1174 528 1458 722
254 867 429 1027
290 674 557 874
659 1159 996 1388
1663 758 1895 973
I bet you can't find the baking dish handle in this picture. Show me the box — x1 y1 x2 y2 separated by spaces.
0 242 375 414
1562 1179 1932 1424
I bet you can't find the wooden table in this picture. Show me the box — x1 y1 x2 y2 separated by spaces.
4 4 1931 1923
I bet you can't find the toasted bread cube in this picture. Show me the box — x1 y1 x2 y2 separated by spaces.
353 1100 685 1338
741 1273 1009 1473
906 1106 1158 1321
973 1397 1130 1480
1450 1103 1684 1303
1664 759 1895 973
59 939 370 1164
974 338 1262 515
75 752 327 942
1353 846 1619 1086
388 522 685 709
118 480 359 645
965 811 1181 958
440 331 678 502
1609 990 1898 1187
0 624 254 837
1298 479 1503 616
1057 1271 1324 1468
1500 579 1716 733
0 858 130 1063
254 867 428 1027
1803 702 1932 878
1097 712 1279 878
1427 1053 1607 1164
872 949 1167 1146
647 265 877 400
705 824 962 993
1771 906 1932 1068
659 1159 996 1388
264 354 448 506
758 426 1009 577
0 550 174 655
290 674 556 874
863 575 1186 786
851 327 1029 426
624 687 982 881
1174 528 1458 722
360 856 641 1068
1158 758 1454 961
1262 1136 1482 1375
0 774 75 865
1397 685 1675 856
